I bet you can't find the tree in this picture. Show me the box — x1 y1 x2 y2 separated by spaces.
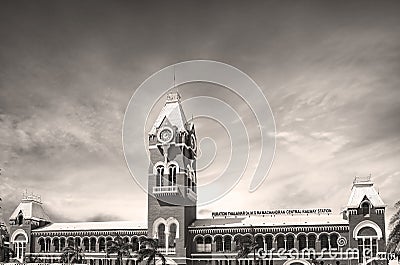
235 235 258 261
106 235 134 265
0 244 14 262
136 238 166 265
61 239 85 264
387 200 400 259
235 226 259 265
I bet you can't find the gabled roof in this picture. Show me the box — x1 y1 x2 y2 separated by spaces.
190 214 348 229
346 177 385 208
9 198 51 223
149 93 187 135
33 221 147 232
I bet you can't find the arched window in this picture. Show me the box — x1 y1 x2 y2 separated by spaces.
156 166 164 187
60 238 66 250
362 202 370 216
224 235 232 252
17 214 24 225
215 236 223 252
308 234 316 249
157 224 166 248
330 234 338 249
83 238 90 251
286 235 294 250
196 237 204 252
139 236 146 249
265 235 273 250
205 236 212 252
255 235 264 249
53 238 60 252
131 238 139 251
276 235 285 250
320 234 329 250
298 235 307 251
90 238 96 252
38 238 45 252
169 165 177 186
45 238 51 252
67 237 74 247
14 233 27 261
75 237 81 247
99 238 106 252
168 223 177 248
356 226 379 263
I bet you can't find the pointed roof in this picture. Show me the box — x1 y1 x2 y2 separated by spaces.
149 92 188 135
9 194 51 223
346 176 385 208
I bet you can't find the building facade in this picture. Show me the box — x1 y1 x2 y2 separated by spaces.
5 93 387 265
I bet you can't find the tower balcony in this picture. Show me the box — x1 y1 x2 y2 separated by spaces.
153 186 179 195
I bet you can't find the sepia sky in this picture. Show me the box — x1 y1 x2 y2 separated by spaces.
1 1 400 226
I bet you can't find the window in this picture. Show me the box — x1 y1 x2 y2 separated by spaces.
99 238 106 252
14 233 27 261
169 165 177 186
298 235 307 251
330 234 338 249
38 238 45 252
357 227 378 263
224 235 232 251
286 235 294 250
196 237 204 252
320 234 329 250
255 235 264 249
131 238 139 251
67 237 74 247
157 224 166 247
362 202 370 216
215 236 223 252
169 223 177 248
53 238 60 252
45 238 51 252
308 235 316 249
205 237 212 252
60 238 66 250
75 237 81 247
276 235 285 250
265 236 273 250
90 238 96 252
156 166 164 187
17 214 24 225
83 238 90 251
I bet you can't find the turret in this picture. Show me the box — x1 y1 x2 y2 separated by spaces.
9 192 51 262
344 176 386 265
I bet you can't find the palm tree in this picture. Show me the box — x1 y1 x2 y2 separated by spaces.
235 235 258 262
106 235 134 265
387 200 400 259
136 238 166 265
235 226 259 265
61 239 85 264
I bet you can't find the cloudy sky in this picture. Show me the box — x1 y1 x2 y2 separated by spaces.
1 1 399 227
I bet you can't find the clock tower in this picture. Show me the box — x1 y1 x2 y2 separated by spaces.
147 92 197 262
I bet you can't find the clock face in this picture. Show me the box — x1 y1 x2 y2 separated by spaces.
158 127 173 143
